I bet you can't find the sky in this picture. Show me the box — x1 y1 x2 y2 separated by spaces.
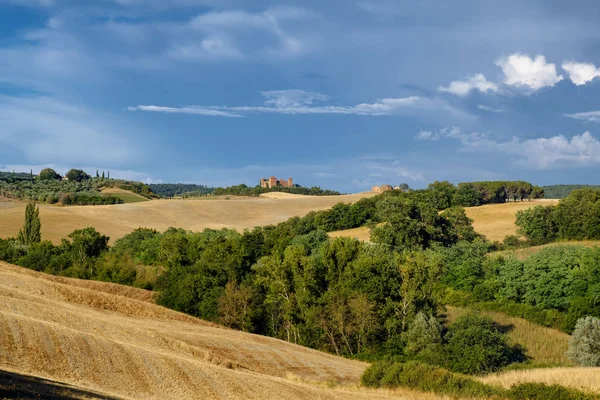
2 0 600 192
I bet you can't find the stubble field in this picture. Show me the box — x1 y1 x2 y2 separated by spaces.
0 261 454 400
0 193 373 244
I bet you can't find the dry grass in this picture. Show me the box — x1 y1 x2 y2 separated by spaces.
0 261 461 400
464 200 558 242
478 367 600 394
0 193 373 244
493 240 600 260
328 227 372 242
444 306 570 365
101 188 150 204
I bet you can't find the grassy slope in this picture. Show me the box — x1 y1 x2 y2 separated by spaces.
492 240 600 260
463 200 558 242
478 367 600 394
0 261 456 400
326 200 558 243
101 188 150 203
444 306 570 365
0 193 373 244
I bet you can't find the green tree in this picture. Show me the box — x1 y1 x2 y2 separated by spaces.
403 312 443 356
515 205 558 244
65 227 109 273
444 313 512 374
102 171 105 180
17 202 41 245
39 168 61 181
65 169 91 182
567 316 600 366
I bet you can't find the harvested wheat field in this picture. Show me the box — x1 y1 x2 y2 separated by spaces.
478 367 600 394
0 261 456 400
328 226 372 242
327 201 558 243
0 193 373 244
464 200 558 242
444 306 570 365
492 240 600 260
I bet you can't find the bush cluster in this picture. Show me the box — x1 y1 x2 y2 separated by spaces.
362 362 596 400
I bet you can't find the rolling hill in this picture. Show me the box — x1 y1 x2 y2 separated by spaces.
0 193 373 244
0 261 450 400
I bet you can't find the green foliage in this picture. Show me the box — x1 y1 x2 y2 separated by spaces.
17 202 41 246
508 383 597 400
443 313 514 374
212 183 341 197
402 312 443 356
65 169 91 182
370 196 459 251
517 189 600 242
149 183 215 198
567 316 600 366
39 168 61 181
59 192 123 205
543 184 600 199
0 168 155 205
515 206 558 244
362 361 501 398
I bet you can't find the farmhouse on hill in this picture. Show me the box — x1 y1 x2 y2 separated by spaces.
260 176 294 189
372 185 393 194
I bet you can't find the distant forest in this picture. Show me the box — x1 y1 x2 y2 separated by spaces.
543 184 600 199
149 183 215 198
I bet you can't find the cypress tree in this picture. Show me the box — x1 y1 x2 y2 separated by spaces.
107 171 110 179
96 170 99 178
17 202 41 245
102 171 105 180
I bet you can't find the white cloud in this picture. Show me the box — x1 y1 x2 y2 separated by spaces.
0 96 141 166
130 92 472 119
128 105 242 117
417 126 600 169
564 111 600 123
496 53 563 90
562 61 600 85
439 73 498 96
477 104 506 113
169 35 245 61
184 6 319 59
260 90 329 107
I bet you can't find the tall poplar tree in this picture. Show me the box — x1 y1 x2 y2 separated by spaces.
17 202 41 245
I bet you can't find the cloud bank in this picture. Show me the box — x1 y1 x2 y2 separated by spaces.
417 127 600 169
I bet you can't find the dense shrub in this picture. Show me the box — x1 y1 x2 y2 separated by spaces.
59 192 123 205
362 361 500 398
65 169 91 182
39 168 61 181
444 313 514 374
515 205 557 244
508 383 597 400
516 189 600 242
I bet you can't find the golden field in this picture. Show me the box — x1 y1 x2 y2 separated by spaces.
328 200 559 243
478 367 600 394
0 261 458 400
0 193 373 244
463 199 558 242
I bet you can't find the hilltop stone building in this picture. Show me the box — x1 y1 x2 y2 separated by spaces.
371 185 393 194
260 176 294 189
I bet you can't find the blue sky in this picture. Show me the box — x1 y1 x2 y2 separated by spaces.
2 0 600 192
